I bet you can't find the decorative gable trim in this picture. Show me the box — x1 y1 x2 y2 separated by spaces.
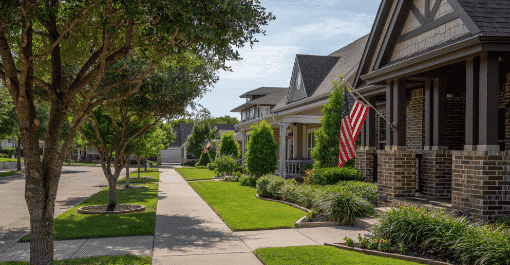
286 57 308 104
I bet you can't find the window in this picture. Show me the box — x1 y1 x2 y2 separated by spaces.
250 108 254 120
307 130 316 158
379 116 386 150
241 112 245 122
245 134 250 154
260 106 269 117
296 72 302 90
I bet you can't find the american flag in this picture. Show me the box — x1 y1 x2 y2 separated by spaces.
338 100 369 168
203 138 212 154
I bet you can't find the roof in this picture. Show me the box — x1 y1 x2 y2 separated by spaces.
231 87 287 112
239 87 287 98
456 0 510 36
272 34 369 113
170 126 181 147
295 54 340 100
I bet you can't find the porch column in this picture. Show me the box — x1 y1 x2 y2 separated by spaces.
432 78 448 149
241 130 246 159
478 53 500 151
360 124 366 147
393 78 407 149
424 79 433 150
366 97 376 148
465 57 480 150
356 96 377 182
302 124 307 158
385 80 394 149
279 123 290 179
292 124 298 159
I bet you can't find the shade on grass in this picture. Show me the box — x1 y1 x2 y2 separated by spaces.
254 245 422 265
189 181 306 231
0 171 23 177
19 182 159 242
0 254 151 265
175 167 216 181
118 168 160 184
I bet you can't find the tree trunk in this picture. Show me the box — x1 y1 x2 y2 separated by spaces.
30 217 54 265
125 156 130 189
144 158 147 171
136 157 141 178
107 179 117 211
16 138 21 171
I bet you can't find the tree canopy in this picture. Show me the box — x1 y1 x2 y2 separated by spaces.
186 122 217 159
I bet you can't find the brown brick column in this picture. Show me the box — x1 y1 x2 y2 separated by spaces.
452 150 510 223
422 150 452 198
356 146 376 183
377 149 417 203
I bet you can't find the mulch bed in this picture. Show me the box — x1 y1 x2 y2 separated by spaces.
116 184 149 189
340 242 459 265
77 204 146 214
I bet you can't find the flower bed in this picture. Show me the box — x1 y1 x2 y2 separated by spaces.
370 203 510 265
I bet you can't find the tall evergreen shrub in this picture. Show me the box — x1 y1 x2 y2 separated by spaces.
186 122 217 159
219 131 239 158
245 120 278 177
198 151 211 166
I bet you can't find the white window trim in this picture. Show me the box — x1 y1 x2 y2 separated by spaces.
306 128 318 158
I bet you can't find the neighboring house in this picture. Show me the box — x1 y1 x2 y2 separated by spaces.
0 138 20 150
159 123 237 164
231 35 369 178
353 0 510 222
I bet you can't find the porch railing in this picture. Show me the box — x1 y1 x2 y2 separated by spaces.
285 160 314 176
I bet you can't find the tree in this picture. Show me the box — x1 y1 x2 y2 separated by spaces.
245 120 278 177
0 1 274 262
208 142 219 162
311 79 347 169
133 125 170 176
186 122 217 159
198 151 211 166
219 131 240 158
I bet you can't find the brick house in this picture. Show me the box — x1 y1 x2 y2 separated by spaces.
231 35 369 178
354 0 510 222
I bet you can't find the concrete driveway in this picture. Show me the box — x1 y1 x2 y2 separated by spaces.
0 165 132 253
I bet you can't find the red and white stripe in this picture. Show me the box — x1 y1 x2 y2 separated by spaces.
338 99 369 168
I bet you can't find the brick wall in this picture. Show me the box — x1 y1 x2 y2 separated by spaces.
452 151 510 223
499 73 510 151
421 150 452 198
406 88 424 150
356 147 376 183
446 96 466 150
377 149 417 202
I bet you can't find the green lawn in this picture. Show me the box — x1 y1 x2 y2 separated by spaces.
19 182 159 242
0 171 23 177
189 181 305 231
118 168 160 184
0 157 18 163
0 254 151 265
254 246 422 265
175 167 216 181
65 162 100 166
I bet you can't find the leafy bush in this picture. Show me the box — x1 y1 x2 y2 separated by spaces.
312 167 363 185
371 203 510 265
183 161 196 166
256 175 285 198
213 155 237 176
198 152 211 166
223 176 234 182
2 147 15 157
219 131 239 158
337 181 377 206
491 215 510 226
207 163 215 171
245 120 278 177
299 162 314 175
239 176 256 187
317 190 374 225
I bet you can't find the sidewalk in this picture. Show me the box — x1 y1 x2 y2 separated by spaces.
0 165 370 264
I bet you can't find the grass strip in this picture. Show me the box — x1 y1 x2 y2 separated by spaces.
0 158 18 163
0 171 23 177
118 168 160 184
174 167 216 181
189 181 305 231
19 181 159 242
0 254 151 265
254 245 422 265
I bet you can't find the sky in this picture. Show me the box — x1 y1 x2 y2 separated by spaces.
191 0 382 121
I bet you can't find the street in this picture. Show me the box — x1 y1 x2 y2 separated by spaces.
0 165 131 252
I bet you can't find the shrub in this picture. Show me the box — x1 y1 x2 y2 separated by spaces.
208 142 218 162
299 162 314 175
183 161 196 166
198 152 211 166
239 176 256 187
185 122 217 159
2 147 16 157
213 155 237 176
312 167 363 185
219 131 239 158
207 163 215 171
256 175 285 198
371 203 510 265
337 181 377 206
317 190 374 225
223 176 234 182
245 120 278 177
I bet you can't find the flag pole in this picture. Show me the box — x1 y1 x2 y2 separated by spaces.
343 81 396 131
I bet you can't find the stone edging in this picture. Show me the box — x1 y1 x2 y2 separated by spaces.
254 194 343 228
325 243 453 265
77 204 146 214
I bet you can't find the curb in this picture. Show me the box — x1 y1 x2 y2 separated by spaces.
254 195 345 228
325 243 453 265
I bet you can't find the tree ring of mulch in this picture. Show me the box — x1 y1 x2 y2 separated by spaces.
116 184 149 189
77 204 146 215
